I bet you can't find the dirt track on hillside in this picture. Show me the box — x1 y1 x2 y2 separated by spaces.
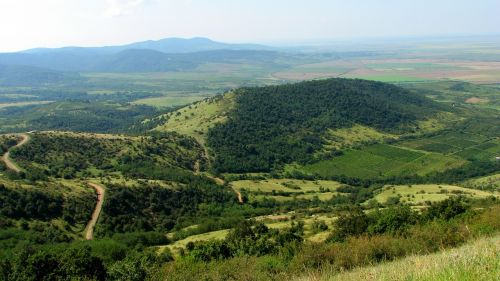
195 150 243 204
1 133 29 173
84 183 105 240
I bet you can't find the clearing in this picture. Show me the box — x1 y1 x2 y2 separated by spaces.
374 184 498 206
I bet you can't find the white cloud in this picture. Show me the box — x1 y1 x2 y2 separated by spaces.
104 0 147 17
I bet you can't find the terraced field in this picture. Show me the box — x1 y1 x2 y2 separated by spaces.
398 132 500 161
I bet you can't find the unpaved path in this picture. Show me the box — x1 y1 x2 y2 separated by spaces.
84 183 105 240
235 189 243 204
1 133 29 173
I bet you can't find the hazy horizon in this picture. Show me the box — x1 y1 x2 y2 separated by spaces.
1 0 499 52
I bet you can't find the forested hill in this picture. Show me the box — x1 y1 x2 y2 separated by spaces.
207 78 444 173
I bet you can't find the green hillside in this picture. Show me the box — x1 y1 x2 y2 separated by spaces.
9 131 206 180
1 77 499 281
205 78 444 173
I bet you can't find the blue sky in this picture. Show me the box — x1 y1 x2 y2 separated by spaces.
0 0 498 51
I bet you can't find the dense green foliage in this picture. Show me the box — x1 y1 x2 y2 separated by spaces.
0 136 18 155
187 220 303 262
208 78 440 173
0 101 167 134
158 200 498 280
0 184 93 225
97 180 237 236
10 132 204 179
0 238 168 281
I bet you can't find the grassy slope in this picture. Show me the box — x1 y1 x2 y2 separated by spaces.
299 235 500 281
463 173 500 190
232 179 345 202
155 93 235 146
374 184 498 206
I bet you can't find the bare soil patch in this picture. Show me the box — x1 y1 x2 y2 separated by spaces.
465 97 488 104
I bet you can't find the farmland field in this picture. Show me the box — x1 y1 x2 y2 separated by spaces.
299 144 465 179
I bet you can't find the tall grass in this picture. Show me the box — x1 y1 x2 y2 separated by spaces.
158 205 500 281
299 235 499 281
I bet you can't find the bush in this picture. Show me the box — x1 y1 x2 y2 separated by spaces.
328 208 369 242
367 206 417 235
422 197 469 221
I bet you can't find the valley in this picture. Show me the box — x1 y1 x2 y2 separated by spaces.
0 37 499 281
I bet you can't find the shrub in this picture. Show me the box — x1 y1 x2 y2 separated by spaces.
367 206 417 235
327 208 369 242
422 196 469 221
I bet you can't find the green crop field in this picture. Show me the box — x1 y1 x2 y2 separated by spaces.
299 144 466 179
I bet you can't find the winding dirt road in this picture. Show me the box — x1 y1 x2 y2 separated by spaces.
84 183 105 240
1 133 29 173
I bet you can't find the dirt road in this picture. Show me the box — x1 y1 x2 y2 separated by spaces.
235 189 244 204
84 183 105 240
1 133 29 173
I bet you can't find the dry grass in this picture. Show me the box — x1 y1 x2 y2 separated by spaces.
297 235 500 281
324 124 395 149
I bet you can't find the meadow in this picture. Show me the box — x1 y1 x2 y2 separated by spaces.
373 184 498 206
231 179 345 202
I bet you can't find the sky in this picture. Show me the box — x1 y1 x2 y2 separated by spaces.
0 0 499 52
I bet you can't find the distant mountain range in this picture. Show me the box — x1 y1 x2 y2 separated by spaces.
0 37 276 73
22 37 272 55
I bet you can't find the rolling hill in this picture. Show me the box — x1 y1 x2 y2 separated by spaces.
0 64 83 86
0 37 277 73
0 49 283 73
23 37 271 55
158 78 448 173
